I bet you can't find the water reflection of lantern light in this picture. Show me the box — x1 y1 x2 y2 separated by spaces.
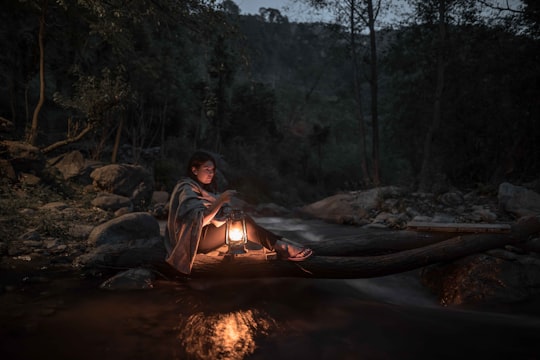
226 209 248 255
179 310 276 360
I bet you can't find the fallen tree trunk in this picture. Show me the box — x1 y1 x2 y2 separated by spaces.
187 216 540 279
306 229 452 256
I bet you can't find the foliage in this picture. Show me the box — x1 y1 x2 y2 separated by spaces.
383 14 539 186
0 0 538 205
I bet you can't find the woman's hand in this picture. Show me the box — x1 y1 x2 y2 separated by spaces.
217 190 237 205
199 190 236 207
202 190 237 226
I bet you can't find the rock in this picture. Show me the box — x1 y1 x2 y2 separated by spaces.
87 212 160 247
91 194 132 212
411 215 432 223
149 203 168 219
100 268 155 290
405 207 421 218
47 151 103 185
300 186 402 223
41 202 69 211
75 211 163 271
151 190 169 204
0 140 45 176
470 206 497 222
19 230 41 241
421 253 540 306
74 237 165 269
22 240 43 248
0 159 16 182
90 164 154 209
48 151 86 180
439 191 464 207
431 213 455 223
19 172 41 185
44 239 60 249
373 212 391 223
498 182 540 218
114 207 132 217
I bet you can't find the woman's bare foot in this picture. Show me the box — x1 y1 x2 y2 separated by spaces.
275 239 313 262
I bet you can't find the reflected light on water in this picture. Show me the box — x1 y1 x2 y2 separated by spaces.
178 309 276 360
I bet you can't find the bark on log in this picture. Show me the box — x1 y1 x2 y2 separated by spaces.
186 216 540 279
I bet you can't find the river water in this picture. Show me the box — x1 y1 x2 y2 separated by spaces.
1 217 539 360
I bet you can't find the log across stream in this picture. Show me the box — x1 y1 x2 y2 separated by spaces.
183 216 540 279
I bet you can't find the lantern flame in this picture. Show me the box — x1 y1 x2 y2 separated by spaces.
228 227 244 242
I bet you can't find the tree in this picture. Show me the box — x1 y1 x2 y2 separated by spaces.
48 67 131 156
305 0 385 187
26 0 48 145
522 0 540 37
44 0 223 158
221 0 240 16
405 0 534 190
416 0 448 192
259 7 289 24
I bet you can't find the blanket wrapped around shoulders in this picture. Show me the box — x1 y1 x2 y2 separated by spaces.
164 177 213 274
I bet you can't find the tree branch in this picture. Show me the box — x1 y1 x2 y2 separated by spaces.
476 0 524 14
41 122 94 154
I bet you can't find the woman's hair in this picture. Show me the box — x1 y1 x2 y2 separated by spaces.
185 150 217 191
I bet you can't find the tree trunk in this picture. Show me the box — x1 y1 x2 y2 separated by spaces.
418 0 446 192
367 0 380 186
28 1 47 145
111 116 124 163
349 0 371 186
181 216 540 279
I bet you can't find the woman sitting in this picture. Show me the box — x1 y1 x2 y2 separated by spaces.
164 151 313 275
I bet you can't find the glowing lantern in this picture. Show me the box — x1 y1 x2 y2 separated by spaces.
225 209 248 255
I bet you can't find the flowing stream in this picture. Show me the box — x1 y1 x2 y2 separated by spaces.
1 217 539 360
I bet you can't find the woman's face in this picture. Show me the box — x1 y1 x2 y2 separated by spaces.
192 160 215 185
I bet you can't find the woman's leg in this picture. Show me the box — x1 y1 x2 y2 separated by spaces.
198 217 279 253
244 216 280 250
197 224 226 253
199 215 312 261
244 216 313 260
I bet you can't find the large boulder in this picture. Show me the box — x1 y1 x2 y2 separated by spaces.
75 212 165 269
498 182 540 218
300 186 403 224
49 150 85 180
88 212 159 246
90 164 154 209
0 140 45 178
48 150 102 184
421 251 540 306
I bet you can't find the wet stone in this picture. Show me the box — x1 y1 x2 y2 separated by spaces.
22 240 43 247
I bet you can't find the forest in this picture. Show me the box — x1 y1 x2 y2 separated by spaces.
1 0 538 206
